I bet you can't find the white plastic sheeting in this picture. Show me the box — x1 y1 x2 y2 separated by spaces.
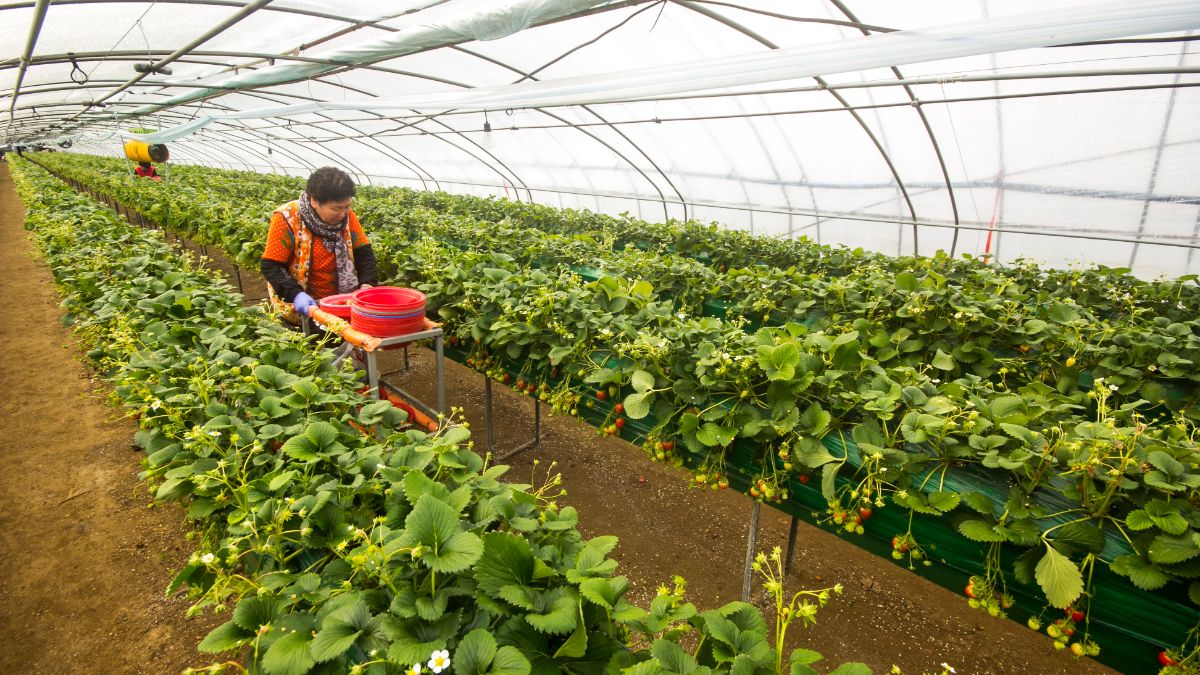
3 0 1199 277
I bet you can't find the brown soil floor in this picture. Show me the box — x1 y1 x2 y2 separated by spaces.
0 161 1115 674
0 163 222 673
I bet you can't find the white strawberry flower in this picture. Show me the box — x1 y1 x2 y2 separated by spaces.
428 650 451 674
407 664 422 675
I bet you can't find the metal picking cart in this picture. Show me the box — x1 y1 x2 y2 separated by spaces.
306 308 446 430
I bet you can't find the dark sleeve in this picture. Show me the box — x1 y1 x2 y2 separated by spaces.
260 258 304 302
354 244 379 287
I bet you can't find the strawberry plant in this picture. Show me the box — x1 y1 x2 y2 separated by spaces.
28 152 1200 670
15 157 880 675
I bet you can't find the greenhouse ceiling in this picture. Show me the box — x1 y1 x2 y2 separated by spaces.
2 0 1199 277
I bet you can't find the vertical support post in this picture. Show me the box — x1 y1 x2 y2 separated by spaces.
404 345 410 371
435 334 445 423
742 501 761 602
534 397 542 450
484 377 495 455
234 264 243 293
785 515 800 576
366 350 380 400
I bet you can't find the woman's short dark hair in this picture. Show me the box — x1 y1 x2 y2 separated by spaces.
306 167 356 203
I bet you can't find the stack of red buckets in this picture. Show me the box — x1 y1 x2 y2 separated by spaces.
317 286 426 337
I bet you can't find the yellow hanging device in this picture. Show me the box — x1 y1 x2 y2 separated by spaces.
123 140 169 163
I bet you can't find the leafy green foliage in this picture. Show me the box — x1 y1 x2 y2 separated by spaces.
21 152 1200 664
18 160 832 675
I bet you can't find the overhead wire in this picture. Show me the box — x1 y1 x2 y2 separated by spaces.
936 78 984 257
266 79 1200 137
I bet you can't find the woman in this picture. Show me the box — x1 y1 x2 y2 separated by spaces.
260 166 378 324
134 161 160 179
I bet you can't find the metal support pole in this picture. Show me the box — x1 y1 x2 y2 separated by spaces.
484 376 495 455
435 335 445 423
742 501 761 602
366 349 380 400
403 345 410 370
785 515 800 575
234 264 243 293
534 397 542 450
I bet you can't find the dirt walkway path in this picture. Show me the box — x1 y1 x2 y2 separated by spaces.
0 163 218 673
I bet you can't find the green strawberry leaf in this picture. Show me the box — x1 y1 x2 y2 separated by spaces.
1149 534 1200 565
1035 544 1083 609
261 630 315 675
631 369 656 393
198 620 252 653
1111 554 1171 591
309 621 360 663
454 628 497 675
623 391 653 420
931 349 955 371
401 494 483 573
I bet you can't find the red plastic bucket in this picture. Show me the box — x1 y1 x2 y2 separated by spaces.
350 286 426 337
318 292 354 319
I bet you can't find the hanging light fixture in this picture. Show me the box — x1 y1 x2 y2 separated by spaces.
480 109 493 149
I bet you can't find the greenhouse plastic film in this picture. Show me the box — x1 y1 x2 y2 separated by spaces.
125 0 616 122
119 0 1200 143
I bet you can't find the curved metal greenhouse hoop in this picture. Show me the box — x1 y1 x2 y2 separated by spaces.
451 43 684 222
300 75 531 201
673 0 921 252
191 88 423 189
825 0 960 255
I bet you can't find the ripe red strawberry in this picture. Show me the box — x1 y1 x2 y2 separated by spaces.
615 403 624 415
1159 651 1177 667
859 507 873 521
596 390 606 401
615 418 625 429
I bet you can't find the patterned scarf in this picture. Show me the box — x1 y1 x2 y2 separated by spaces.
297 191 358 294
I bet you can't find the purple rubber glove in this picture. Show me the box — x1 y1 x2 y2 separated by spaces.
293 292 316 317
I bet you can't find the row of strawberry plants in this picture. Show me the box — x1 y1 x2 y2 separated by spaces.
356 185 1200 421
12 158 874 675
28 153 1200 514
354 201 1200 423
36 153 1200 426
30 153 1200 668
365 185 1200 323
